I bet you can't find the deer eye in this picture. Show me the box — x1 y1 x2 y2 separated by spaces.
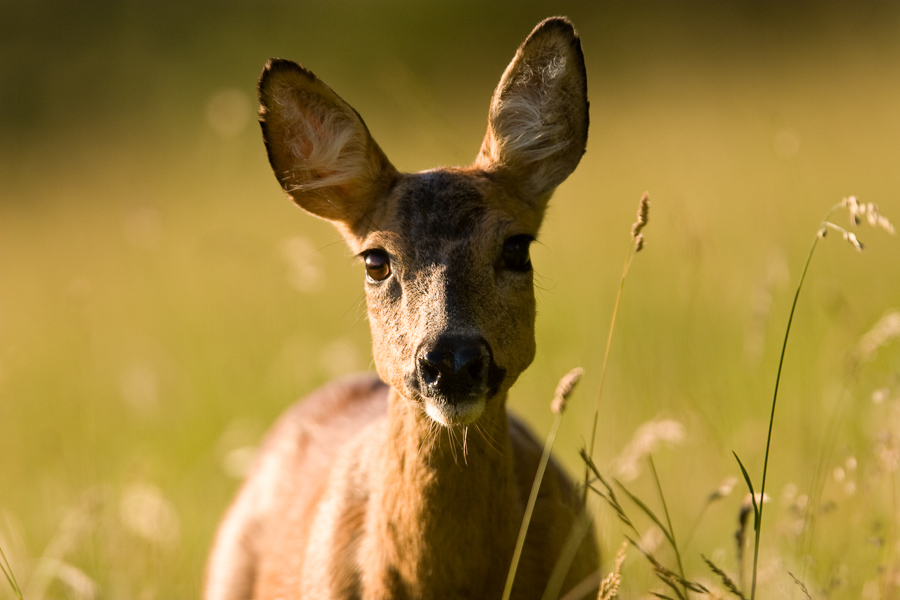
363 250 391 282
501 235 533 272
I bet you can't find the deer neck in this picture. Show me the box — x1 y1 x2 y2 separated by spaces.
364 387 522 598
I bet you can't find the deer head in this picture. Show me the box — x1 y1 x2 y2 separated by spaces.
258 17 588 428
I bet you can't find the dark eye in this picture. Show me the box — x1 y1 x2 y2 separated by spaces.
364 250 391 282
501 235 533 272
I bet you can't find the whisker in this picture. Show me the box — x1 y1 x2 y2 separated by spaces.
446 426 458 465
428 421 438 462
417 423 431 458
425 419 440 464
475 422 504 456
463 426 469 464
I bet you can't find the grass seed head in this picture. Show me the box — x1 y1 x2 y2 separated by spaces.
597 541 628 600
708 476 739 503
840 195 895 235
614 418 686 481
843 230 864 252
631 192 650 237
854 310 900 364
551 367 583 415
843 195 861 224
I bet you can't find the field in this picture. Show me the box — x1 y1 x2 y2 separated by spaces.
1 2 899 598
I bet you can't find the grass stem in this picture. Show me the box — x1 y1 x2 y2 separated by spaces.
583 192 649 505
0 543 23 600
649 456 688 598
503 411 565 600
750 233 818 599
749 203 844 599
583 242 636 504
541 511 595 600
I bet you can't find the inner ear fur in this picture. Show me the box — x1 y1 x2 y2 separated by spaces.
474 17 589 206
258 59 399 232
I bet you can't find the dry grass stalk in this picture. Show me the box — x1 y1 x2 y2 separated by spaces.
702 555 747 600
504 368 583 600
788 572 813 600
583 192 651 501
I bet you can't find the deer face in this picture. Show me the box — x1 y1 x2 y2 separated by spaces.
354 170 543 425
258 18 588 427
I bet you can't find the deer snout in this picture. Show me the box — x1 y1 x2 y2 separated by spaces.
416 336 491 402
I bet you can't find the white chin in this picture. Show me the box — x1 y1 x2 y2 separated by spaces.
424 398 485 426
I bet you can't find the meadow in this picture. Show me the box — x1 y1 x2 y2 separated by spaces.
1 2 899 598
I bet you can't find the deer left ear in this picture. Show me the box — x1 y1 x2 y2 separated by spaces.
473 17 589 206
258 59 399 235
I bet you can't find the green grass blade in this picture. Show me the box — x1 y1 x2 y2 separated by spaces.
615 480 677 550
580 451 639 536
0 543 23 600
649 456 689 599
732 452 759 528
750 231 822 600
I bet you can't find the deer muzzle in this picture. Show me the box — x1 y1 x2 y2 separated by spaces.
413 335 500 426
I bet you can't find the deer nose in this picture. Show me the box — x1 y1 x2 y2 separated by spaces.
417 336 491 400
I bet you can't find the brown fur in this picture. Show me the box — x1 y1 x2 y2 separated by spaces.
205 17 596 600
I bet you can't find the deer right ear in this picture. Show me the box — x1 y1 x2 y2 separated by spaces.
474 18 589 206
258 59 399 233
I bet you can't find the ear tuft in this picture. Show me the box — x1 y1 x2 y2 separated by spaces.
258 59 398 231
474 17 589 205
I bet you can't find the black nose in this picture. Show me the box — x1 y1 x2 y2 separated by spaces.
417 336 491 400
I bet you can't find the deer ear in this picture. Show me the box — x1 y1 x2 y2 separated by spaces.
258 59 399 232
474 17 589 205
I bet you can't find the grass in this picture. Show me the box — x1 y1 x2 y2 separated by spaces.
2 2 900 599
0 544 22 600
582 193 650 506
503 368 583 600
575 195 895 598
738 199 895 599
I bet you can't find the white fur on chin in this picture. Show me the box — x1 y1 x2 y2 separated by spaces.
424 397 485 427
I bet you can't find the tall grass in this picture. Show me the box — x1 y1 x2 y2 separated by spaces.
503 368 583 600
582 193 650 503
2 4 899 598
574 196 895 599
737 197 895 599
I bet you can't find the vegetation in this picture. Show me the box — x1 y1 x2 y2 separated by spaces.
2 2 899 598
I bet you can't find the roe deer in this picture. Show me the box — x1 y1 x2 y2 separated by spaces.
205 17 597 600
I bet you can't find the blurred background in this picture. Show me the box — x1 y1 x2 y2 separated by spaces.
1 1 898 598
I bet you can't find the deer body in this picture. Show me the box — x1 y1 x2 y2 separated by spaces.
206 18 597 600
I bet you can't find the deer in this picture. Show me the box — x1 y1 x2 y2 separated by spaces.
204 17 598 600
